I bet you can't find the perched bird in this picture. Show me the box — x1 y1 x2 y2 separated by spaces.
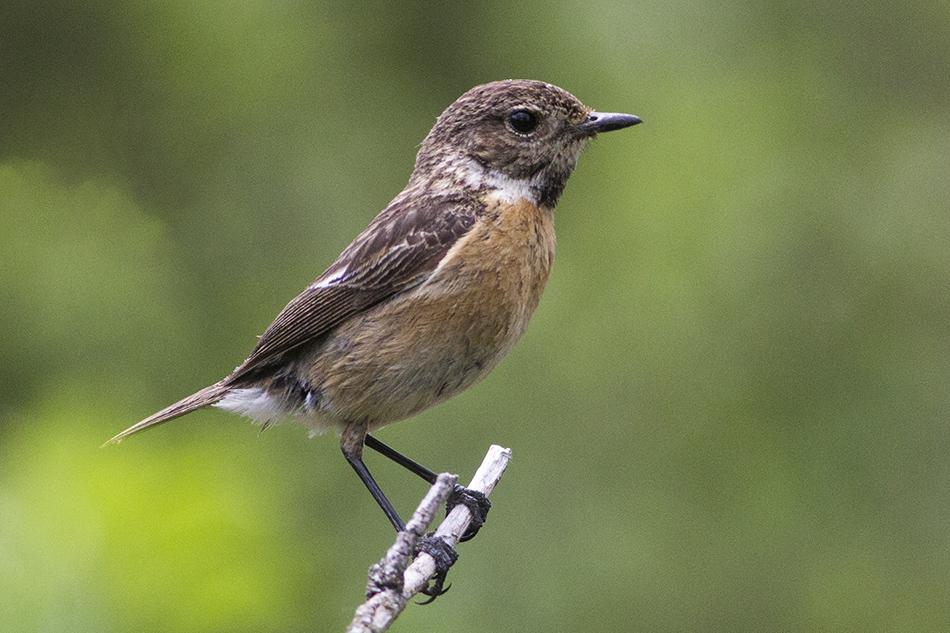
106 79 640 592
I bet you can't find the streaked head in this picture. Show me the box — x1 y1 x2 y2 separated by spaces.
414 80 641 207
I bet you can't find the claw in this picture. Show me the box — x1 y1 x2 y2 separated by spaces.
417 579 451 605
414 535 458 604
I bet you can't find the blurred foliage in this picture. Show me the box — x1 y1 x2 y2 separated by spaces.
2 0 949 631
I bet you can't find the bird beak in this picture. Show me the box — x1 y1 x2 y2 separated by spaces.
575 111 643 136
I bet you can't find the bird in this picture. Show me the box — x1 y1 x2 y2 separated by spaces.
106 79 640 593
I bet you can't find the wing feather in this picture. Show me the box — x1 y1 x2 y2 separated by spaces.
228 195 479 380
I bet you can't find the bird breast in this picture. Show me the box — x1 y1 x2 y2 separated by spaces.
299 195 556 431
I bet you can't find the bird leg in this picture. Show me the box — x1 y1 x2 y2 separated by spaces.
341 441 406 532
341 428 460 603
364 434 491 542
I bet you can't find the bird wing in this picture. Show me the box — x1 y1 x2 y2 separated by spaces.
103 194 481 446
229 195 479 381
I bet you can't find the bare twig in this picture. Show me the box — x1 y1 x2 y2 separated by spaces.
347 445 513 633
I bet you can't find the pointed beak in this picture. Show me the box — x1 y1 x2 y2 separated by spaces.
575 111 643 136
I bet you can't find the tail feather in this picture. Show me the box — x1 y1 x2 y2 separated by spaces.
103 381 231 446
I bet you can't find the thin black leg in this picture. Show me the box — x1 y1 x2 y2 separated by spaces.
365 434 439 484
343 440 458 603
363 434 490 543
342 447 406 532
347 436 474 602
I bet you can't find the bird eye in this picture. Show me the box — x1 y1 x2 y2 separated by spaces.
507 109 538 134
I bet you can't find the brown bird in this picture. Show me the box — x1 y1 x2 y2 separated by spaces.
106 79 640 593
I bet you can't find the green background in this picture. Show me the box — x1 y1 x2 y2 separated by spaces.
2 1 949 631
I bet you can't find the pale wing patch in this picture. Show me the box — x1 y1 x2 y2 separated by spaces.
311 266 348 289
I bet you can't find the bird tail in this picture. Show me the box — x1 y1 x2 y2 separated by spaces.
103 381 231 446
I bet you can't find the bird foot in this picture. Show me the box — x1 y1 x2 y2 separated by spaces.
414 535 459 604
446 485 491 542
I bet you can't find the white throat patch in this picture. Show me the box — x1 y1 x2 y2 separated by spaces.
452 156 539 205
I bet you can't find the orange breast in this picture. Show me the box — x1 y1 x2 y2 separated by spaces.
299 196 556 429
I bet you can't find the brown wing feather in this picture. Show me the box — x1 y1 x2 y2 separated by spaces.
105 194 481 444
229 195 479 380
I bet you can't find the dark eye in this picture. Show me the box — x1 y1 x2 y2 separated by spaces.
508 109 538 134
